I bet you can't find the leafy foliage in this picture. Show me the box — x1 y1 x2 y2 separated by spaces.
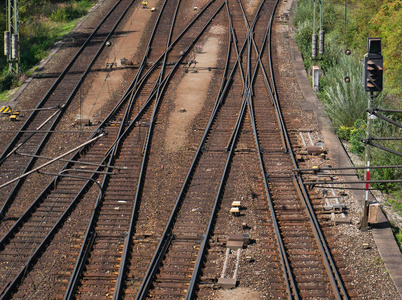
294 0 402 97
346 0 402 96
0 0 96 94
50 2 89 22
294 0 401 197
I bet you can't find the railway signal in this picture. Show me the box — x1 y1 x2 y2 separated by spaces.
363 38 383 92
364 56 383 92
360 37 383 230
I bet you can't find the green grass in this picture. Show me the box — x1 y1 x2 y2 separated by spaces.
387 198 402 216
391 223 402 252
294 0 402 198
0 90 11 102
0 0 96 93
0 88 19 102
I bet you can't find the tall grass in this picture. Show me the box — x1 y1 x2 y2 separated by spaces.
320 54 385 129
294 0 401 199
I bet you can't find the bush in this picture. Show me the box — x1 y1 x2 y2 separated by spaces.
349 120 366 154
0 0 97 86
294 19 313 70
50 3 87 22
293 0 339 71
321 55 367 128
370 116 402 192
337 126 351 141
0 72 18 91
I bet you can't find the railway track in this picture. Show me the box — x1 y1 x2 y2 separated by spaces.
0 0 358 299
0 0 135 227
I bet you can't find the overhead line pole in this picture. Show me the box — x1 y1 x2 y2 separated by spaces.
5 0 20 74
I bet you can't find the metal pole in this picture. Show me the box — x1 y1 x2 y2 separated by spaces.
313 0 316 35
14 0 19 74
320 0 323 31
6 0 19 74
360 92 374 230
7 0 11 73
344 0 347 28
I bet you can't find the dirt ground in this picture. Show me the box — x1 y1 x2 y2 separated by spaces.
212 287 263 299
165 33 222 152
81 0 225 153
80 0 157 121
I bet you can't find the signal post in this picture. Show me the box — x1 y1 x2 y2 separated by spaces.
360 38 383 230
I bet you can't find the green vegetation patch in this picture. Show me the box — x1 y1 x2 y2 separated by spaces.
294 0 402 197
391 223 402 252
0 0 97 92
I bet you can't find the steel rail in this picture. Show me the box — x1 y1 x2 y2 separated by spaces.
0 1 172 294
236 0 300 298
186 3 270 298
224 4 247 152
64 1 177 297
0 133 106 299
237 0 288 153
83 0 218 145
136 3 240 299
263 0 349 298
0 0 124 165
65 0 223 298
136 0 276 297
114 1 185 297
294 175 349 299
0 0 135 221
224 0 266 152
0 0 201 259
0 0 205 294
0 0 254 298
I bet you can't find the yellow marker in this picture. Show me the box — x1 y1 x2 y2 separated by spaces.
1 106 11 114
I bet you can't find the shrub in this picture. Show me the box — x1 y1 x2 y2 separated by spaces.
50 3 87 22
337 126 351 141
349 120 366 154
295 19 313 70
0 72 17 92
